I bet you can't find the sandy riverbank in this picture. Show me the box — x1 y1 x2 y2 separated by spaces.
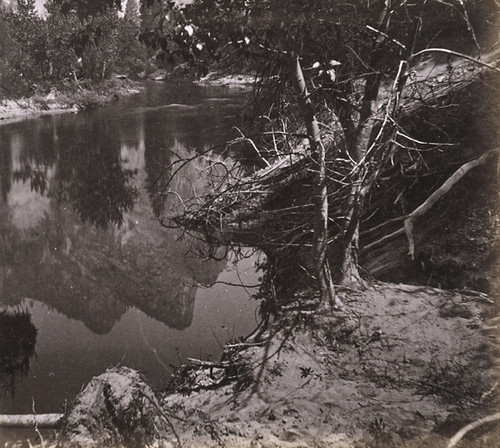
0 97 77 123
14 282 498 448
196 73 256 88
0 80 143 124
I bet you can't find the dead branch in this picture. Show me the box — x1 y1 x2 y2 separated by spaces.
361 227 406 253
404 147 499 258
140 393 183 448
456 0 481 51
447 412 500 448
232 127 271 167
186 358 230 368
361 214 409 239
365 24 406 50
224 341 266 349
362 148 499 255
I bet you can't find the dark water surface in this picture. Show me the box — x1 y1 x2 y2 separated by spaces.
0 82 260 414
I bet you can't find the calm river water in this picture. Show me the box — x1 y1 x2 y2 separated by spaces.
0 82 261 415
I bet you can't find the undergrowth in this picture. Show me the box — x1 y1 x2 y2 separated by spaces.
416 359 488 407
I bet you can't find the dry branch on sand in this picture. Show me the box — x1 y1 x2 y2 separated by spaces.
447 413 500 448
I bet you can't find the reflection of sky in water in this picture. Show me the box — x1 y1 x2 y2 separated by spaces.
7 132 52 230
0 83 258 414
7 179 51 231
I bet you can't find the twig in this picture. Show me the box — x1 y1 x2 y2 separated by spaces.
365 25 407 50
269 377 313 406
361 227 405 252
395 130 458 147
194 279 261 289
137 314 173 374
224 341 266 349
480 381 498 403
456 0 481 52
140 393 183 448
360 214 409 238
32 399 45 448
186 358 230 368
233 127 271 167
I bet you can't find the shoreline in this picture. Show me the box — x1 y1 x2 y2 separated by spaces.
0 74 251 124
0 99 78 124
0 79 144 124
196 72 256 88
6 282 496 448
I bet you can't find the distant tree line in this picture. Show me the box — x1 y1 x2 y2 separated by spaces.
0 0 148 97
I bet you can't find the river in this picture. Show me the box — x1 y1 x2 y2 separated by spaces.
0 82 261 415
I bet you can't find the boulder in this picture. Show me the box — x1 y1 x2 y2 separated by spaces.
59 367 172 448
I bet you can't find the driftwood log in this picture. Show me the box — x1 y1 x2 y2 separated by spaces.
0 413 63 428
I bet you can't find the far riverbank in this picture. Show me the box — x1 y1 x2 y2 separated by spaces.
0 79 144 124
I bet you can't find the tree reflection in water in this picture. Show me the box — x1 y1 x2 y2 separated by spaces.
145 135 174 219
12 164 48 196
0 138 12 202
0 86 259 415
53 139 138 229
0 105 229 334
0 309 37 396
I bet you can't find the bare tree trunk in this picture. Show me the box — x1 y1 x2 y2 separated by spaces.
292 55 342 309
340 225 362 286
335 0 395 287
337 103 378 287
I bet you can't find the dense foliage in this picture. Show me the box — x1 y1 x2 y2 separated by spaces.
0 0 147 97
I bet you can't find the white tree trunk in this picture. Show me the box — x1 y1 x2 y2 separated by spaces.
292 56 342 309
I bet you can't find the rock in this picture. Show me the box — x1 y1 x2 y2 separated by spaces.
46 88 58 101
149 69 167 81
59 367 171 448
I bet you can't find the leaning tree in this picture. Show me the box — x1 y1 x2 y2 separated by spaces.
141 0 500 311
